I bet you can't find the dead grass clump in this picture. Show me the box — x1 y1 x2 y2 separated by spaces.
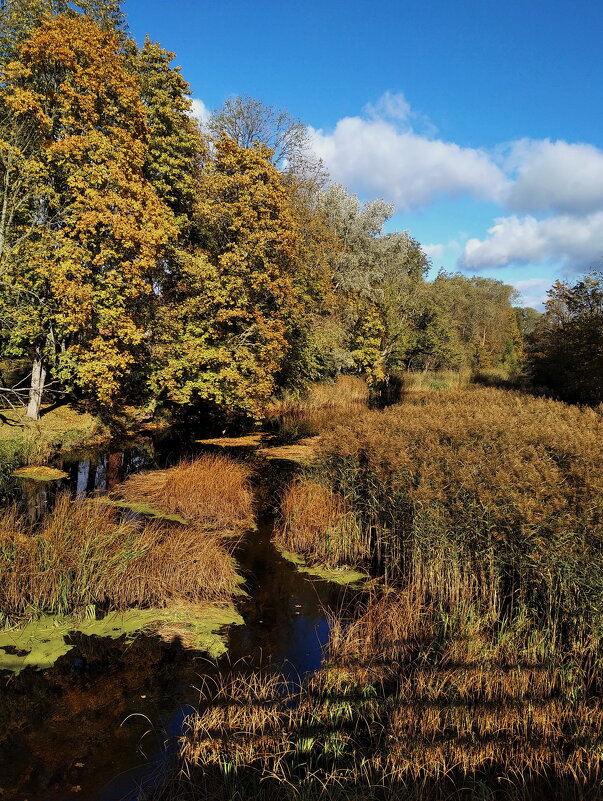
0 494 240 619
116 453 253 530
275 478 366 567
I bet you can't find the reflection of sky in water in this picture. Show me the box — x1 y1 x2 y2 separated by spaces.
76 459 90 495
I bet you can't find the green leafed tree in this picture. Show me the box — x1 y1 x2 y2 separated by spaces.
150 136 306 419
530 272 603 403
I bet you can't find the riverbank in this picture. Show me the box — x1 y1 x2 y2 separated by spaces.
152 386 603 801
0 405 110 470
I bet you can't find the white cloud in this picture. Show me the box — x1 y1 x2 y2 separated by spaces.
460 211 603 271
423 239 463 263
423 243 445 260
512 278 551 310
309 117 507 211
186 91 603 275
504 139 603 215
189 97 210 125
308 95 508 211
364 90 412 124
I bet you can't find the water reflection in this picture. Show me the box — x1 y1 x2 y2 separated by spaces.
0 433 351 801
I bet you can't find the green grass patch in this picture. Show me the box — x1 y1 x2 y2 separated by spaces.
0 404 109 466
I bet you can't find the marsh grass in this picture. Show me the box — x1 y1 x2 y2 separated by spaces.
268 375 370 417
0 495 241 621
0 454 254 622
267 376 370 443
279 387 603 620
116 454 254 531
152 587 603 800
398 368 472 392
276 479 366 567
146 387 603 800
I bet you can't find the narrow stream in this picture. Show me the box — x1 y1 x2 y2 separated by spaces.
0 432 353 801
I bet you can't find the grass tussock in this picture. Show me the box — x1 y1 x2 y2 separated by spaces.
0 495 241 621
116 454 253 530
276 478 366 567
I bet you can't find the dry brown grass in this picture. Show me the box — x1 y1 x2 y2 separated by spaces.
275 478 366 566
116 454 254 530
148 387 603 801
267 375 370 417
0 495 241 620
162 581 603 800
284 387 603 616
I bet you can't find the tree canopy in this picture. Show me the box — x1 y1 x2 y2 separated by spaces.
0 0 557 421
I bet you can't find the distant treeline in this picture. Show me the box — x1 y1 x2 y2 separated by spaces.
528 273 603 405
0 0 597 420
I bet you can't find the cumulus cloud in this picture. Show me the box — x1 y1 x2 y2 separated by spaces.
189 97 210 125
308 95 508 211
186 92 603 274
460 211 603 271
504 139 603 215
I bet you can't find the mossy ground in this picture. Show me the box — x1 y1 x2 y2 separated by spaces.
0 405 108 468
0 602 244 673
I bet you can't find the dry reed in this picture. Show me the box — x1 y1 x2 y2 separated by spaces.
0 495 241 619
276 478 366 566
279 387 603 621
156 584 603 800
267 375 370 417
116 454 253 530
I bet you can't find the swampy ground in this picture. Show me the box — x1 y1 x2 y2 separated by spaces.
0 422 358 801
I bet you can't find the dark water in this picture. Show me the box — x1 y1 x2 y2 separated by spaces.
0 433 351 801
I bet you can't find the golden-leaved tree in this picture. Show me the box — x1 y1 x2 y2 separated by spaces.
151 135 305 418
0 13 175 418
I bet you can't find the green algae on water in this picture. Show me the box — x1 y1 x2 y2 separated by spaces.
0 603 244 673
11 466 69 481
276 546 368 586
96 497 188 524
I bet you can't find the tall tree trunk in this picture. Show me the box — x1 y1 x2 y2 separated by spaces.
26 351 47 420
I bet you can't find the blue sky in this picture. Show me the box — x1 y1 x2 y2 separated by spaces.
123 0 603 308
